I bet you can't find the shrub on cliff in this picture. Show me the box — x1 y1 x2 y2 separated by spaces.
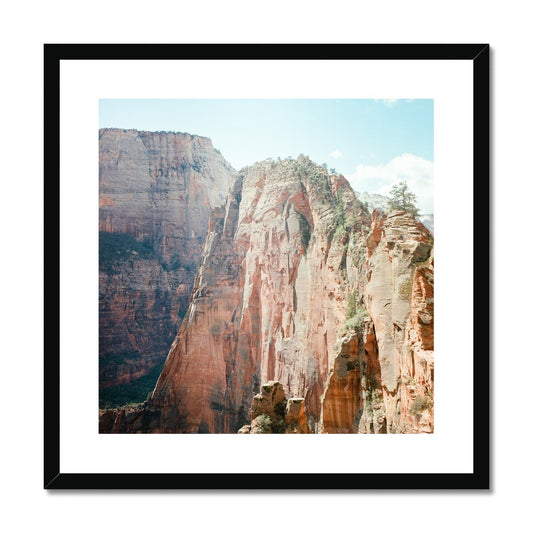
409 394 433 421
254 414 272 433
346 290 358 319
387 181 420 217
99 231 154 274
343 308 368 334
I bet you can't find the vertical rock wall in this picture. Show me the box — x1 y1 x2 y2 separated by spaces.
320 210 434 434
98 129 235 400
362 211 434 433
99 155 434 434
150 157 371 432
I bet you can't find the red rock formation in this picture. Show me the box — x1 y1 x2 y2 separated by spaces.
285 398 312 434
320 332 363 433
149 157 371 432
100 156 434 434
98 129 234 399
362 210 434 433
237 381 311 434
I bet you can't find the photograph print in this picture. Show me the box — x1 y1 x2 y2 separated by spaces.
98 98 434 435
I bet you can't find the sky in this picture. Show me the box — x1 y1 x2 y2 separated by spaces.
100 99 434 213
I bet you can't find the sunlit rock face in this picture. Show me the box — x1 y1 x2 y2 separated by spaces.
99 149 434 434
98 128 235 396
361 210 434 433
144 157 434 434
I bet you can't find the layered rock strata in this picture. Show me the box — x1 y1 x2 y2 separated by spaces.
363 210 434 433
100 155 434 433
147 156 370 433
98 129 235 398
320 211 434 433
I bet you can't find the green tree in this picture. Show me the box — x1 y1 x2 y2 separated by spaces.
387 181 420 216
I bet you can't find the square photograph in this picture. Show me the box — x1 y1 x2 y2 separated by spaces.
98 98 434 435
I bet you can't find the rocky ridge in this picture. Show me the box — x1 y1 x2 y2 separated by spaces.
357 191 434 234
100 155 434 433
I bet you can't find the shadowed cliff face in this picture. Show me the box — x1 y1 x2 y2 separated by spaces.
98 129 235 404
99 154 434 434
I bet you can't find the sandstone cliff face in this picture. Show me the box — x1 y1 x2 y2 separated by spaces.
147 156 372 432
99 255 187 387
237 381 311 434
100 155 434 433
320 211 434 433
99 128 233 266
363 211 434 433
99 129 235 400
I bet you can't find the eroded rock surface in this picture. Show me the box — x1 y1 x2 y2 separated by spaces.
99 129 235 401
100 155 434 434
148 157 370 432
238 381 311 434
363 210 434 433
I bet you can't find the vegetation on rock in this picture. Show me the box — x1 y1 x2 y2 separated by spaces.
409 394 434 421
99 362 164 409
99 231 154 274
254 414 272 433
387 181 420 217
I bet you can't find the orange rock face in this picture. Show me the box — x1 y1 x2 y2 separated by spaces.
98 129 235 397
98 257 189 389
237 381 311 434
100 155 434 434
320 332 363 433
361 210 434 433
148 157 372 432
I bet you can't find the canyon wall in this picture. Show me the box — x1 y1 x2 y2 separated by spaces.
320 210 433 433
98 129 235 405
148 156 370 432
99 155 433 433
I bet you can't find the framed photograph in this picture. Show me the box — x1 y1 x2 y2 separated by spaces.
44 44 489 489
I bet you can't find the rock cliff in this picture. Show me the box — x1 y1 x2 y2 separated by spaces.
144 156 368 432
98 129 235 405
237 381 311 434
362 210 434 433
100 154 434 433
358 191 434 234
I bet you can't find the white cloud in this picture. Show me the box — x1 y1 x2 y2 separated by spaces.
329 149 343 159
374 98 398 107
375 98 414 107
345 153 434 213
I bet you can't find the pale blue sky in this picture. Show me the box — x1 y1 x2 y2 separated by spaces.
99 99 434 212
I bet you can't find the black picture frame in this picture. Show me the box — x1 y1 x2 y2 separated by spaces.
44 43 490 490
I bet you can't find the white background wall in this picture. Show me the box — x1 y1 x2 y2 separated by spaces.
1 1 528 531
